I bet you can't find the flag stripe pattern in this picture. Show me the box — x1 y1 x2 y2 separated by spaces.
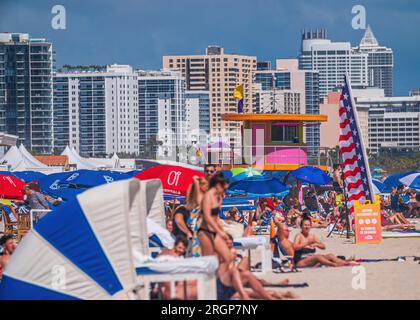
338 79 373 214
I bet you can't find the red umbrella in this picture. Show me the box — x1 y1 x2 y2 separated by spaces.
134 165 205 196
0 174 25 200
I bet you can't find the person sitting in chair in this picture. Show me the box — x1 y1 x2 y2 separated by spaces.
293 218 358 268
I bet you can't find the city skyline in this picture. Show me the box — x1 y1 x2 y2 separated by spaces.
1 0 419 96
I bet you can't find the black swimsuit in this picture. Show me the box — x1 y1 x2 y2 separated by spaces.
293 247 316 265
198 207 220 238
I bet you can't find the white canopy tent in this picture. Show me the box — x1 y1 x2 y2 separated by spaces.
0 145 49 171
88 153 121 170
61 146 96 170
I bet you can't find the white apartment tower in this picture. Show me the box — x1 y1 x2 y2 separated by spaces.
54 64 139 157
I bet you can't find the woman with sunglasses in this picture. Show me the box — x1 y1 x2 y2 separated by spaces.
198 173 233 264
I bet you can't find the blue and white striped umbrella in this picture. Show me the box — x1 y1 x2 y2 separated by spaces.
372 178 385 194
399 172 420 190
0 179 138 300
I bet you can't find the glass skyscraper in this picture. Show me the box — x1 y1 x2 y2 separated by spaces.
137 70 186 158
0 33 53 154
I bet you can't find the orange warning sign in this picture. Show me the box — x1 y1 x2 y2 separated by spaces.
354 195 382 244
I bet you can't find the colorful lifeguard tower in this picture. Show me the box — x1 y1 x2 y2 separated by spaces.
221 113 328 171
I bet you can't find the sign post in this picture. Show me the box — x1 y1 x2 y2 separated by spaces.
354 195 382 244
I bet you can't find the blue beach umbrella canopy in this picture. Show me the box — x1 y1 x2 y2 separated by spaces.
399 172 420 190
372 178 385 194
57 170 131 188
383 171 419 193
290 166 332 185
38 171 82 201
13 171 46 182
0 179 138 300
227 175 290 197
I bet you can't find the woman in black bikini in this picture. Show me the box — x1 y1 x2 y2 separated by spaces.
198 173 233 264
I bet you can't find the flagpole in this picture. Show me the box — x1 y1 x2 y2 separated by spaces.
344 75 375 203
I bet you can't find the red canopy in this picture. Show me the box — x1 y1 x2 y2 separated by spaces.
135 165 205 196
0 174 25 200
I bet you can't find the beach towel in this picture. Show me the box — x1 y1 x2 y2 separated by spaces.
187 207 202 257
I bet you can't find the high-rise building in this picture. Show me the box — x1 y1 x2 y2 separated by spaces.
298 29 368 99
319 89 420 155
0 33 53 154
163 46 256 145
53 64 139 157
185 90 210 146
410 88 420 97
254 59 320 150
137 70 186 159
354 25 393 97
257 61 272 71
299 28 393 99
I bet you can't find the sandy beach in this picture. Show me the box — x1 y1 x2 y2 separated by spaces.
256 222 420 300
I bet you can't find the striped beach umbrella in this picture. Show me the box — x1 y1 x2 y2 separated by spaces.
0 179 139 300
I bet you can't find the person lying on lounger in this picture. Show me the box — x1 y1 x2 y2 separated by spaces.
293 217 358 268
219 235 297 300
381 209 416 231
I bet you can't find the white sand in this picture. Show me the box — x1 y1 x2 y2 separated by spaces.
256 222 420 300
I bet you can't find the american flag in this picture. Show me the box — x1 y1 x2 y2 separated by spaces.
338 76 373 216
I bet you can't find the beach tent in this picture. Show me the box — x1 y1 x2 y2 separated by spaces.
61 145 96 170
18 144 48 168
0 145 48 171
88 153 121 169
0 179 139 300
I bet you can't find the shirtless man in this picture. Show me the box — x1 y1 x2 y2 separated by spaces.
293 218 358 268
273 216 294 256
0 235 16 279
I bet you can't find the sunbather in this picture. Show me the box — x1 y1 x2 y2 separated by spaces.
219 235 296 300
293 217 358 268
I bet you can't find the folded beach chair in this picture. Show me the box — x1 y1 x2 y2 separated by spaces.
0 179 141 300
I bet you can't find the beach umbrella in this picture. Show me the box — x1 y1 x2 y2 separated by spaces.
0 174 25 200
0 179 139 300
227 175 290 197
13 171 46 183
383 171 419 193
230 167 262 182
134 165 204 196
399 172 420 190
289 166 332 185
56 170 131 188
221 170 233 180
221 197 256 213
372 178 385 194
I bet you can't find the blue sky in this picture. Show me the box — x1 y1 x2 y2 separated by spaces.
1 0 419 95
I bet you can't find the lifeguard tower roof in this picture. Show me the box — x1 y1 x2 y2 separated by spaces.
221 113 328 122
